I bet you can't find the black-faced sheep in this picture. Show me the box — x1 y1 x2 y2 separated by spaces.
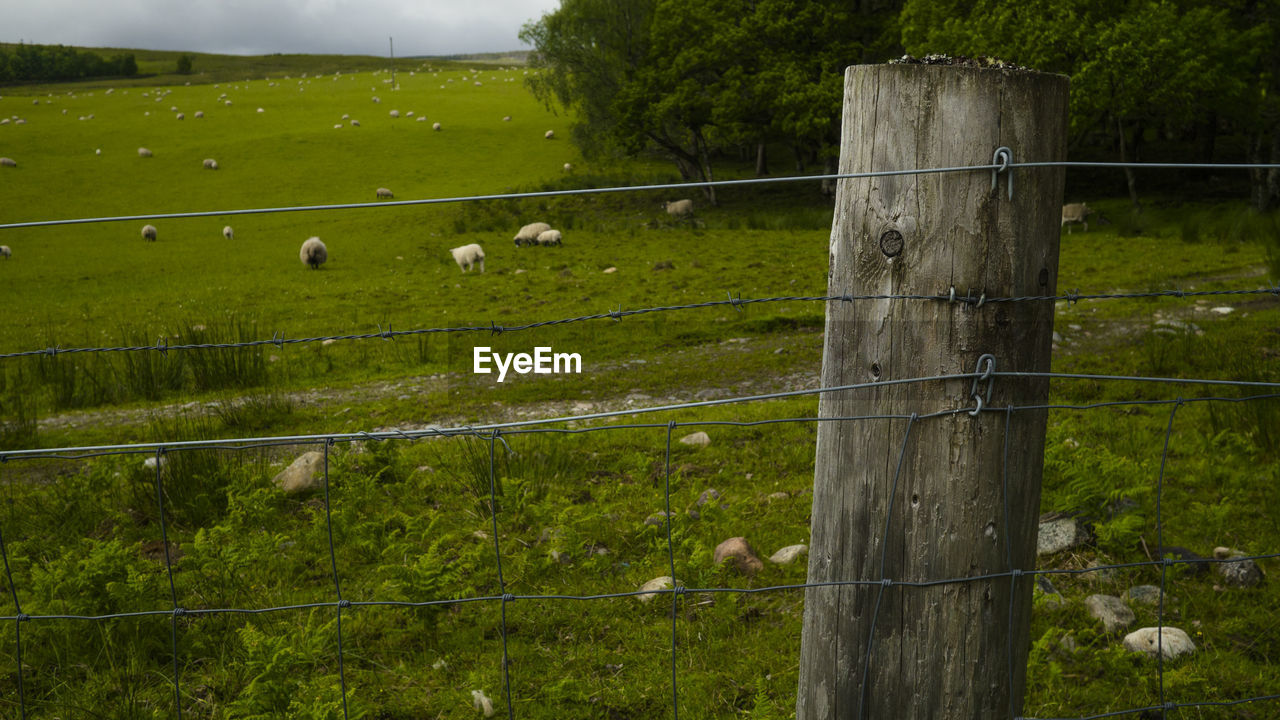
450 243 485 273
300 237 328 269
376 187 394 199
141 224 157 241
223 226 234 240
664 199 694 218
535 229 562 246
513 222 551 247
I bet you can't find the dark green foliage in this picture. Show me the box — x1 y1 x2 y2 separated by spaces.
0 42 137 83
175 53 194 75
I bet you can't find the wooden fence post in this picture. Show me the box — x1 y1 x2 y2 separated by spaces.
796 63 1068 719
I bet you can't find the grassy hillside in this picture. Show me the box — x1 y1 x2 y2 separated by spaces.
0 59 1277 720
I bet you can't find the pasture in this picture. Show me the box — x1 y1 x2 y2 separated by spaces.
1 55 1279 719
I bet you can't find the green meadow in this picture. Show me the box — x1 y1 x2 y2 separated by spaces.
0 52 1278 719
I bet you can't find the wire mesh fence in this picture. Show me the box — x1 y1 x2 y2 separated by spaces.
2 158 1279 718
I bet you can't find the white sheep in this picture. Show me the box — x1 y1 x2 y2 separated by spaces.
450 243 485 273
223 226 234 240
138 147 153 158
503 115 511 122
664 199 694 218
563 163 573 172
0 246 10 259
376 187 394 199
300 237 328 269
0 157 15 167
202 158 218 170
194 111 204 118
544 130 555 139
432 122 442 131
513 222 552 247
535 229 562 246
141 224 158 241
389 109 400 118
350 119 360 127
176 113 184 120
1061 203 1095 233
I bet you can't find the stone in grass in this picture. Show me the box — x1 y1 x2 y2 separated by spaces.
637 576 674 603
679 431 711 448
769 544 808 565
1085 594 1135 633
1213 547 1264 588
1123 627 1196 659
272 451 326 494
1036 514 1089 555
1127 585 1167 605
644 511 674 527
714 537 764 575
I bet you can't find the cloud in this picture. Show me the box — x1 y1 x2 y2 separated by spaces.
0 0 559 56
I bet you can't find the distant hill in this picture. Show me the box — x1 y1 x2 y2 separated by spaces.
0 44 495 87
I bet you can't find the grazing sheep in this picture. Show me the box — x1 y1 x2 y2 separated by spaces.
544 130 555 139
0 157 15 167
300 237 328 269
535 229 562 246
202 158 218 170
432 122 442 131
176 113 184 120
350 119 360 127
376 187 394 199
0 246 10 259
194 111 204 118
141 224 157 241
223 226 233 240
1061 203 1095 233
513 222 552 247
138 147 153 158
503 115 511 122
563 163 573 172
389 109 400 118
450 243 485 273
664 199 694 218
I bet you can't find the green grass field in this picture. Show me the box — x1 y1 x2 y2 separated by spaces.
1 52 1279 719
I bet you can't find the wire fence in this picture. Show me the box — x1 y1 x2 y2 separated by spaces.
2 158 1279 718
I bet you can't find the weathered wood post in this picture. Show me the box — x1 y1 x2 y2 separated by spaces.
797 63 1068 719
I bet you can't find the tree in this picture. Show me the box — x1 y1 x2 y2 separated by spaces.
176 54 194 75
900 0 1244 211
521 0 903 200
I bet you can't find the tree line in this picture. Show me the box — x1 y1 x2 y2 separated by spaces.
521 0 1280 211
0 43 138 84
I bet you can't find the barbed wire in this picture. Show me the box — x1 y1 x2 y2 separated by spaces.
2 391 1277 719
1 284 1277 361
2 159 1279 231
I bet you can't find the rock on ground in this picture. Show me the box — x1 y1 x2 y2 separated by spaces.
1037 516 1088 555
1085 594 1136 632
714 537 764 574
1213 547 1264 588
638 576 674 603
769 544 808 565
679 431 711 448
1123 627 1196 659
272 451 326 494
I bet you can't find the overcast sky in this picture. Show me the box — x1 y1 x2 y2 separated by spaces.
0 0 562 57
